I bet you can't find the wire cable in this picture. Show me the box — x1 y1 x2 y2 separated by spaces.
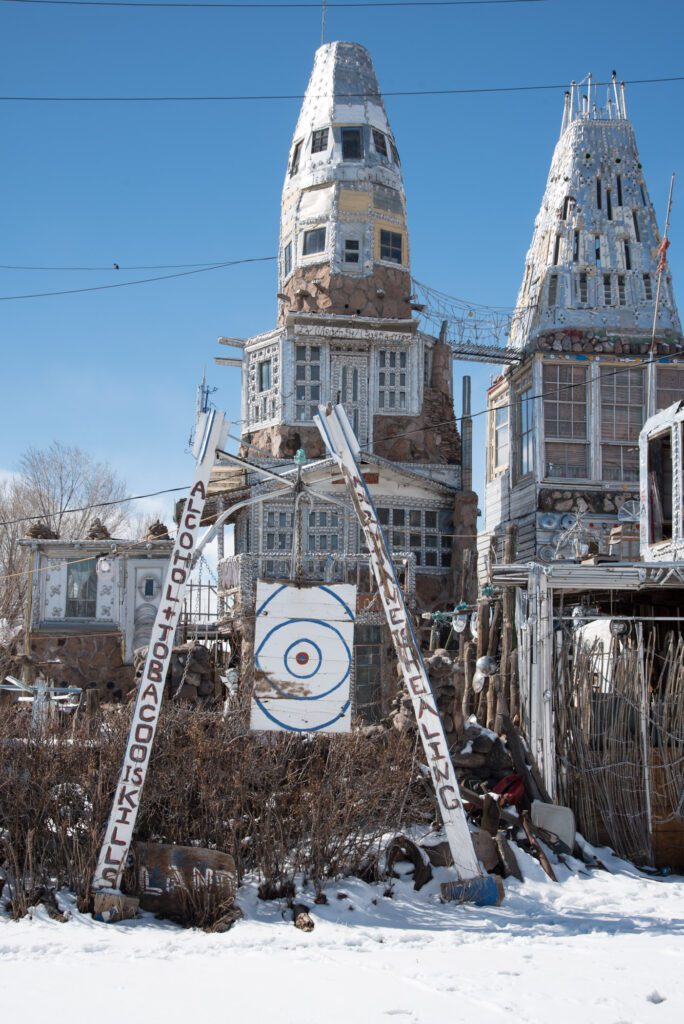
2 75 683 103
0 255 276 301
0 258 248 271
2 0 544 8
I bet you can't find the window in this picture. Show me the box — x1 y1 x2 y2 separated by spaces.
657 366 684 411
372 129 388 157
143 578 155 598
573 230 580 262
258 360 272 392
543 363 588 479
632 210 641 243
601 368 643 482
289 141 302 176
618 274 626 305
283 241 292 278
648 431 673 543
354 624 383 723
341 127 363 160
643 273 653 301
624 240 632 270
552 236 560 266
577 272 588 304
248 344 279 424
562 196 571 220
548 272 558 305
492 402 509 473
376 507 452 569
380 230 402 264
264 509 293 554
311 128 329 153
616 174 623 206
373 185 403 215
66 558 97 618
344 238 360 264
606 189 613 220
303 227 326 256
517 384 534 477
294 345 321 421
603 274 612 305
390 140 400 164
378 349 407 411
306 508 340 553
596 178 602 210
594 236 601 266
640 183 647 206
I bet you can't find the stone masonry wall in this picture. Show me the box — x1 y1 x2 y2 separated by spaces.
279 263 412 322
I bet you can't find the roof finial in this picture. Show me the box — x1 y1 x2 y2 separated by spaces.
321 0 326 45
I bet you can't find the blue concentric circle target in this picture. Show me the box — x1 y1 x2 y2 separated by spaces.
254 617 352 702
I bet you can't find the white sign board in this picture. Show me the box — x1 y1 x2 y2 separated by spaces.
250 582 356 734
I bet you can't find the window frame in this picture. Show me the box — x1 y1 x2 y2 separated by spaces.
375 505 452 570
600 366 644 484
311 127 329 154
289 140 302 176
65 557 98 620
283 241 292 278
302 227 326 257
379 229 402 265
377 348 408 412
343 238 360 264
294 344 322 423
542 362 590 481
341 127 363 161
515 381 535 481
372 128 388 157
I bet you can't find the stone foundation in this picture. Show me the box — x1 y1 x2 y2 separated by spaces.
538 488 639 515
27 633 134 701
530 328 682 357
279 263 412 321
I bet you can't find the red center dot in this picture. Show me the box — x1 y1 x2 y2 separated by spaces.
295 651 310 666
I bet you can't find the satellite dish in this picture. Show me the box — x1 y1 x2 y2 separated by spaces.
539 513 560 530
618 500 641 523
538 544 556 562
453 614 468 634
560 513 578 530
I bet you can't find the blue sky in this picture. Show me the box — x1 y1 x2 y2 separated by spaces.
2 0 683 525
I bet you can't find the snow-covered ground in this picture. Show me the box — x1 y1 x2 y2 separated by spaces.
2 848 683 1024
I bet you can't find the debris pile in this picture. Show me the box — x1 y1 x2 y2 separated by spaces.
134 641 219 702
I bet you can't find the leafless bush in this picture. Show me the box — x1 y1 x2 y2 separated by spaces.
0 702 433 919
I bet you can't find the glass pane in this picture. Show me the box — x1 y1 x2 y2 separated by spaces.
409 510 421 527
394 509 405 525
425 511 437 529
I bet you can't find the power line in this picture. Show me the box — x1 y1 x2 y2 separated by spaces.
2 348 681 531
0 256 276 301
0 485 189 528
2 75 684 103
0 259 243 271
2 0 544 8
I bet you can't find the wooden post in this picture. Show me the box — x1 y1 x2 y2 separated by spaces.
498 526 517 732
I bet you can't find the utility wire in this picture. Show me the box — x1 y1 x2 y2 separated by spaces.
2 75 683 103
0 255 276 301
2 347 682 530
2 0 545 8
0 259 243 271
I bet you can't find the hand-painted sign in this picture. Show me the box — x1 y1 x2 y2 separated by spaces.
250 581 355 733
92 410 227 893
315 403 483 883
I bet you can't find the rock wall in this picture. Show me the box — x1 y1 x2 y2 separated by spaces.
538 488 639 514
279 263 412 322
27 633 134 701
529 328 681 357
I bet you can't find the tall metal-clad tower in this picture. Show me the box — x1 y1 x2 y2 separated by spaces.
480 77 683 575
211 43 477 722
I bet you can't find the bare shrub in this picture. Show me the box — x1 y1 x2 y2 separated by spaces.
0 701 433 920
